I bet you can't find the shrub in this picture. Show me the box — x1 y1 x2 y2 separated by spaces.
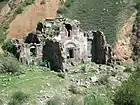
57 72 65 79
84 93 113 105
0 25 7 44
65 0 74 7
113 88 140 105
0 57 21 74
8 91 29 105
2 39 15 53
46 96 63 105
113 70 140 105
15 5 24 14
25 0 35 5
81 65 86 73
0 99 3 105
68 84 82 94
66 95 84 105
57 6 67 14
98 75 109 85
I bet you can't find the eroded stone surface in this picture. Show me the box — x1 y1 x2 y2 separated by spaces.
12 17 113 71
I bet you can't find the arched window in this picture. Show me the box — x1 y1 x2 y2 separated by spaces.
30 45 36 57
64 23 72 37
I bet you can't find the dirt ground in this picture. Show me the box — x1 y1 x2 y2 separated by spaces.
8 0 59 38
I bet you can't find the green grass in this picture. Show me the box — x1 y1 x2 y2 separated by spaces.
60 0 135 44
0 62 131 104
0 1 7 10
0 66 65 104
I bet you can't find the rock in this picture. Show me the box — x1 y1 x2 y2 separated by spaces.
108 76 121 85
46 83 51 87
90 76 99 83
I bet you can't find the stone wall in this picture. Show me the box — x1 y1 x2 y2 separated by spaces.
42 40 63 71
87 31 112 64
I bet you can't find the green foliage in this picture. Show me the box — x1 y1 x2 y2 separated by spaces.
68 84 82 94
57 72 65 79
8 91 29 105
81 65 86 73
24 0 35 5
15 5 24 14
84 93 113 105
0 99 3 105
99 75 109 85
113 88 140 105
113 70 140 105
15 0 35 14
0 24 8 44
2 39 14 53
59 0 135 44
46 96 63 105
57 6 67 14
0 57 22 73
135 3 140 22
66 95 84 105
65 0 74 8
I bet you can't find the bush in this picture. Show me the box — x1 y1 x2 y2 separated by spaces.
8 91 29 105
0 25 7 44
25 0 35 5
15 5 24 14
66 95 84 105
0 57 21 74
57 6 67 14
68 84 82 94
113 70 140 105
57 72 65 79
2 39 15 53
84 93 113 105
65 0 74 7
113 88 140 105
46 96 63 105
0 99 3 105
98 75 109 85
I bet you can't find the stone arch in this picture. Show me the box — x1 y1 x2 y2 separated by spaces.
64 41 79 59
29 44 37 57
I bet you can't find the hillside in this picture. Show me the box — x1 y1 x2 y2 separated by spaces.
8 0 59 38
60 0 135 44
0 0 140 105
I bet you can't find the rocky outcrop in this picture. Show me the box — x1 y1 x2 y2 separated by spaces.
113 11 137 63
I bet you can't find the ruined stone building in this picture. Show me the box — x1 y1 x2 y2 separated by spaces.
12 17 112 71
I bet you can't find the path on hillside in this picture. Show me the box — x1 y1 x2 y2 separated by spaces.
8 0 59 38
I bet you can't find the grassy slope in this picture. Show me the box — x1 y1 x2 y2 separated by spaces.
0 1 8 10
0 61 131 104
0 67 65 104
63 0 135 44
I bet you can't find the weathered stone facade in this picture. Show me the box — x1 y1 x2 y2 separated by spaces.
12 17 113 71
87 31 112 64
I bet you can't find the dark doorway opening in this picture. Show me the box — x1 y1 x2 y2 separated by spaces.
67 48 74 58
64 24 72 37
30 46 36 57
25 33 40 44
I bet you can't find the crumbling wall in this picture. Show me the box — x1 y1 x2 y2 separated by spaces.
88 31 112 64
42 40 63 71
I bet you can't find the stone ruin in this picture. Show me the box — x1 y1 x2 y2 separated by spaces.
12 17 113 71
